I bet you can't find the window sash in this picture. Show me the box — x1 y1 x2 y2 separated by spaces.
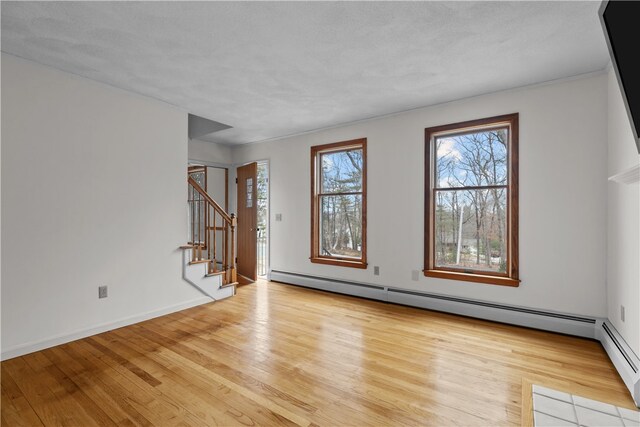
319 148 363 195
318 193 363 261
317 191 362 197
433 126 510 190
432 187 510 277
433 184 507 191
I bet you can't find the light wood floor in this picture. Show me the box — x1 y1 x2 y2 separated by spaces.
2 280 635 426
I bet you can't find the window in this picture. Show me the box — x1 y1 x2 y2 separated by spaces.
424 114 519 286
311 138 367 268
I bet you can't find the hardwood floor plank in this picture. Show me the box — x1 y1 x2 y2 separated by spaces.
2 356 97 426
123 325 312 426
42 346 138 427
521 378 534 427
143 310 442 426
2 279 635 426
1 365 44 427
112 326 316 423
131 323 428 426
93 332 298 427
78 336 216 426
68 339 204 427
43 361 119 427
84 337 162 388
54 343 155 427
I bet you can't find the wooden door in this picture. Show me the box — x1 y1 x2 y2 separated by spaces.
236 162 258 282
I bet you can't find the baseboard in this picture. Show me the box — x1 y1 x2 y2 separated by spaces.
270 270 597 338
271 270 388 301
0 296 212 361
596 320 640 407
387 288 598 338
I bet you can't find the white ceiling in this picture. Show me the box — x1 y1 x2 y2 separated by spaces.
1 1 609 145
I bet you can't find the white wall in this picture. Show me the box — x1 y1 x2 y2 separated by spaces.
1 54 205 358
207 167 227 210
188 138 232 165
207 166 227 260
606 68 640 356
233 73 609 317
0 54 3 351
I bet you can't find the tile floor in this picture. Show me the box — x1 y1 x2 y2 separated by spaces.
533 385 640 427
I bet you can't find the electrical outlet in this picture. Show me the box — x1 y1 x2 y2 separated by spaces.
99 285 108 299
275 213 282 222
411 270 420 281
621 305 625 322
373 266 380 276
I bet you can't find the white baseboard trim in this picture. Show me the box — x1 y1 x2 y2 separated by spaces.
596 320 640 407
271 270 639 407
387 289 598 339
271 270 388 301
0 296 212 361
270 270 598 338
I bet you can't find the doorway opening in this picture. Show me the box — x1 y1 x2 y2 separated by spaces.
235 160 269 284
256 161 269 277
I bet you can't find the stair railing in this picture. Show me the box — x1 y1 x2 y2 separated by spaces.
187 176 237 285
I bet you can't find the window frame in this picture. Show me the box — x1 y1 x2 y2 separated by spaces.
424 113 520 287
310 138 367 269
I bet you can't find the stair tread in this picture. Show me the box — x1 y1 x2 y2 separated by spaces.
221 282 238 288
221 282 238 290
205 271 225 277
189 259 211 265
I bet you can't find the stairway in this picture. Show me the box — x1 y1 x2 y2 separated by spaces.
181 169 238 302
180 245 235 301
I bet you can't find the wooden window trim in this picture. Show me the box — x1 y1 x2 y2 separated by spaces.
424 113 520 287
310 138 367 269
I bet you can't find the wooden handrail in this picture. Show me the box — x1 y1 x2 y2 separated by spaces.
187 174 237 285
188 176 232 224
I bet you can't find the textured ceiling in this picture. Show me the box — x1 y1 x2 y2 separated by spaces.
2 1 609 145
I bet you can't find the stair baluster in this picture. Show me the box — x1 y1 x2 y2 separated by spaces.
187 176 237 285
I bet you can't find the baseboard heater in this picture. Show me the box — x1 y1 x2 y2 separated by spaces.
597 320 640 406
270 270 597 338
270 270 639 406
